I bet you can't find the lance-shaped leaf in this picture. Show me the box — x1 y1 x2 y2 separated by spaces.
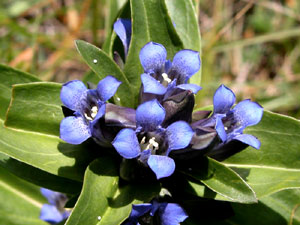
66 157 160 225
219 189 300 225
0 166 48 225
75 40 134 107
0 63 39 120
222 111 300 198
180 157 257 203
0 152 82 194
5 82 63 136
164 0 202 84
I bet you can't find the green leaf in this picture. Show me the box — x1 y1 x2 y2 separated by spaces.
224 189 300 225
181 157 257 203
223 111 300 198
75 40 134 107
0 119 96 182
123 0 183 97
164 0 202 84
0 63 39 120
0 165 47 225
66 157 160 225
0 152 82 194
5 82 63 136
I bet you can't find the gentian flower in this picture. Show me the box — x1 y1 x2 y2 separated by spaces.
204 85 263 149
123 200 188 225
112 99 194 179
139 42 202 100
60 76 121 145
114 18 132 56
40 188 70 224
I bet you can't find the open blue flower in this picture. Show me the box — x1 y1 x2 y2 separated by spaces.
210 85 263 149
112 99 194 179
40 188 70 224
139 42 202 98
60 76 121 144
114 18 132 56
123 200 188 225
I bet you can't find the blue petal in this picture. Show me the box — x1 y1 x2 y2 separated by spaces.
171 49 201 80
60 80 87 111
139 42 167 73
159 203 188 225
97 75 121 102
147 155 175 179
177 84 202 94
141 73 167 95
60 116 91 144
232 99 263 127
166 121 194 152
136 99 165 131
215 115 227 142
40 188 60 205
113 18 131 55
130 203 152 219
213 85 236 114
233 134 261 149
40 204 64 224
112 128 141 159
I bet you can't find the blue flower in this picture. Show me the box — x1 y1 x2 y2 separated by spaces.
139 42 202 98
40 188 70 224
209 85 263 149
60 76 121 144
114 18 132 56
123 200 188 225
112 99 194 179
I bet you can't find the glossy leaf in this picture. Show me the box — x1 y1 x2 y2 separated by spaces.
75 40 134 107
0 166 47 225
181 157 257 203
0 119 96 182
66 157 160 225
123 0 183 96
0 152 82 194
223 189 300 225
5 82 63 136
0 63 39 120
223 111 300 198
164 0 202 84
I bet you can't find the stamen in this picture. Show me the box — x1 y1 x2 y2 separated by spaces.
140 136 159 151
90 106 98 118
162 73 172 83
84 106 98 121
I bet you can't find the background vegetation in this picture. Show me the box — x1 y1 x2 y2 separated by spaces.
1 0 300 116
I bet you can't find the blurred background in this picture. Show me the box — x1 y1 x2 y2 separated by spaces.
1 0 300 117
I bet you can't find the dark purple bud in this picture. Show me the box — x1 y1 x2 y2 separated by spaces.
162 90 195 127
105 103 136 129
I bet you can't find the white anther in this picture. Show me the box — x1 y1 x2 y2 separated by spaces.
84 113 93 121
84 106 98 121
90 106 98 118
145 137 159 151
224 127 228 131
162 73 172 83
140 136 146 145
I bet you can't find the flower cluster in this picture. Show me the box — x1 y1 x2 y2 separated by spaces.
56 19 263 225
